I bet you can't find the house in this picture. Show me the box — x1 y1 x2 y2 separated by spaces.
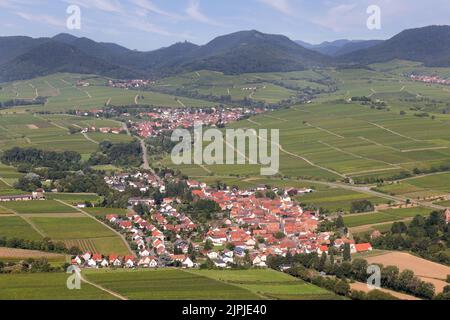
87 259 97 268
182 257 194 268
212 259 227 268
82 252 92 261
446 209 450 224
252 256 267 267
354 243 373 253
124 256 136 268
71 256 82 265
100 259 110 268
139 249 151 257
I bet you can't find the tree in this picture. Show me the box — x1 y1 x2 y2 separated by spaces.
343 243 351 262
204 239 213 251
351 259 368 281
335 215 345 229
350 200 374 213
391 221 407 234
317 252 327 271
334 280 350 296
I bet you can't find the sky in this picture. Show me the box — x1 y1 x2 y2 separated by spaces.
0 0 449 51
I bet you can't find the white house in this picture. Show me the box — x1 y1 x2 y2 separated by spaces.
182 257 194 268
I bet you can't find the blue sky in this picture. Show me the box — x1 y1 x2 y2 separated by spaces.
0 0 449 50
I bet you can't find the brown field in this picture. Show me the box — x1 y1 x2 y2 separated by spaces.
64 239 97 253
0 247 67 260
366 251 450 293
27 124 39 129
350 282 420 300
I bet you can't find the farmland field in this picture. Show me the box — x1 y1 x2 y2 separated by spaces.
84 269 261 300
45 193 103 205
1 200 78 214
343 207 431 228
0 272 117 300
84 207 128 217
366 251 450 293
0 216 43 240
191 269 340 300
28 217 130 255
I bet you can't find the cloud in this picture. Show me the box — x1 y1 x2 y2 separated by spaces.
310 3 359 32
257 0 294 17
186 0 223 26
131 0 181 20
15 11 65 27
64 0 122 13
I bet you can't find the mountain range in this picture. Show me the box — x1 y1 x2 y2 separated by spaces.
0 25 449 82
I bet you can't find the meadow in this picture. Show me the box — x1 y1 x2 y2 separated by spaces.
0 272 117 300
191 269 340 300
343 207 431 228
1 200 78 214
0 216 43 240
28 216 130 255
84 269 260 300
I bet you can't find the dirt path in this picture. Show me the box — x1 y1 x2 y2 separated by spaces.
55 200 135 257
247 119 261 126
80 273 128 300
176 98 187 108
82 132 99 145
138 138 150 170
350 281 421 300
369 122 421 142
365 251 450 293
105 97 111 106
134 94 139 105
306 123 344 138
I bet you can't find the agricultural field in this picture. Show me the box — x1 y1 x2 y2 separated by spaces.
84 207 128 217
343 207 431 228
1 200 78 214
191 269 340 300
0 272 117 300
28 217 130 255
0 73 216 113
296 188 386 212
375 172 450 199
0 216 43 240
366 251 450 293
0 247 67 264
84 269 260 300
45 193 103 206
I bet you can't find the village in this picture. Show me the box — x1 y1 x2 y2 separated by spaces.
130 107 263 138
410 74 450 85
68 171 375 270
108 79 156 89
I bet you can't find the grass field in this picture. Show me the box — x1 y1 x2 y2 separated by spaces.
0 216 43 240
1 200 78 214
45 193 103 205
343 207 431 228
376 172 450 199
0 273 117 300
296 188 386 212
191 269 340 300
84 269 261 300
29 217 130 255
84 207 128 217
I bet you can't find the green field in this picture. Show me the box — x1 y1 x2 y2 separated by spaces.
84 269 260 300
191 269 340 300
29 217 130 255
296 188 386 212
84 207 128 217
376 172 450 199
45 193 103 205
1 200 78 214
0 273 117 300
343 207 431 228
0 216 43 240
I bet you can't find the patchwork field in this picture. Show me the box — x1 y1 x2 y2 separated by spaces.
366 251 450 293
0 216 43 240
343 207 431 228
1 200 78 214
376 172 450 199
0 273 117 300
45 193 103 205
28 216 130 255
191 269 340 300
0 247 67 263
84 207 128 217
84 269 260 300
